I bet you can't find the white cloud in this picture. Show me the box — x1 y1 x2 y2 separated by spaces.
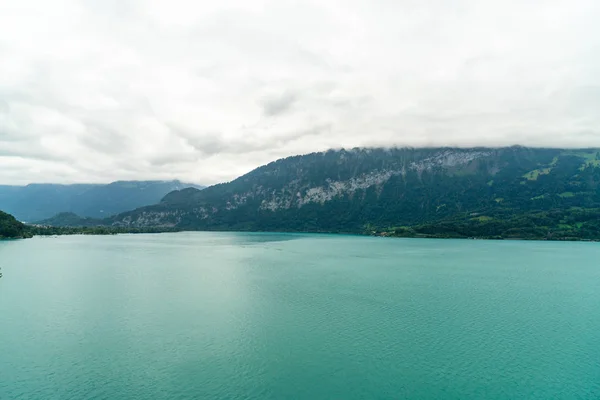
1 0 600 184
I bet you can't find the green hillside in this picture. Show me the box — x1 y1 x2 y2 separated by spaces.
0 211 31 239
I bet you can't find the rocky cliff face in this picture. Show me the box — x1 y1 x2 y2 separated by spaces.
100 146 600 233
260 149 494 211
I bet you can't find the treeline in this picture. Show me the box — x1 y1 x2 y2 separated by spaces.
25 225 181 236
375 208 600 241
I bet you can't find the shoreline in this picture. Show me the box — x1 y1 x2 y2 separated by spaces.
18 227 600 243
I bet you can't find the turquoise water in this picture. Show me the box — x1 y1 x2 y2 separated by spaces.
1 233 599 399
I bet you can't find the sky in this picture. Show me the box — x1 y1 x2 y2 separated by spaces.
1 0 600 185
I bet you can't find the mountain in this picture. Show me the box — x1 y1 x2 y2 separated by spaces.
0 180 204 222
51 147 600 240
35 212 102 228
0 210 31 239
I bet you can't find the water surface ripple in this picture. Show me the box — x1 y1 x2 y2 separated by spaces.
1 233 599 399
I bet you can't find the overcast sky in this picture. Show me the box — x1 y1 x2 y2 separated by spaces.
1 0 600 185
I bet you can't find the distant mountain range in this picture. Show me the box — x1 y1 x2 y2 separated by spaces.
41 146 600 240
0 180 204 222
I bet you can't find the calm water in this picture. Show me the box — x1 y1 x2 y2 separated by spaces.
1 233 599 399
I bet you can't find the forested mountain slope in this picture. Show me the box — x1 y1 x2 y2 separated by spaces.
101 147 600 239
0 211 31 239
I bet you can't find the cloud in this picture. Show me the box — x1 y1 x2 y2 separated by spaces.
1 0 600 185
260 91 298 116
168 121 330 156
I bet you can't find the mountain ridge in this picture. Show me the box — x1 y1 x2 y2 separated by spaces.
0 180 204 222
98 146 599 233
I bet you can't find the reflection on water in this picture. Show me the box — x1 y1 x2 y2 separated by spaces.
223 231 308 245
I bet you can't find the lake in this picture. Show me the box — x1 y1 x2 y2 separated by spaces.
1 233 599 399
